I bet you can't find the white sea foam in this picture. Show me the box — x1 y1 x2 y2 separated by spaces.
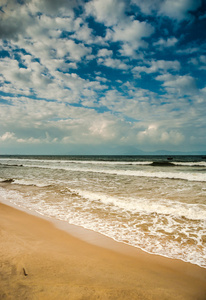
0 186 205 268
1 156 206 268
173 161 206 167
12 179 51 187
70 188 206 220
0 178 51 187
17 163 206 182
1 157 206 167
0 158 152 165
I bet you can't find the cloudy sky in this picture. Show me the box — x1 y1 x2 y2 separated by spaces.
0 0 206 155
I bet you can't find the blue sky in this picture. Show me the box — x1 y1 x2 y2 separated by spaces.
0 0 206 155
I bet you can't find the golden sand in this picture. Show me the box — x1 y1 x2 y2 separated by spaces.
0 202 206 300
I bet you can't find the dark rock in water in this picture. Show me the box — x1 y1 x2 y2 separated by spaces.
151 161 174 167
0 163 23 167
167 157 173 160
2 178 14 183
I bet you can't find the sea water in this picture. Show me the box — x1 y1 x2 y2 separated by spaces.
0 155 205 268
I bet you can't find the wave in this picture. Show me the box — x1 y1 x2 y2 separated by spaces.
18 164 206 182
1 158 206 167
13 179 51 187
0 186 205 268
70 188 206 221
0 163 23 167
150 161 206 167
1 162 205 182
0 158 152 166
150 161 174 166
173 162 206 167
0 178 50 188
0 178 14 183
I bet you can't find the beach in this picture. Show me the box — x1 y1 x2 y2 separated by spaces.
1 202 206 300
1 155 206 268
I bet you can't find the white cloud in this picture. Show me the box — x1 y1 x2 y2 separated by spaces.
154 37 178 48
160 0 202 21
71 23 93 44
86 0 155 54
0 132 15 141
29 0 77 16
89 117 116 140
0 42 100 104
177 47 199 55
0 130 57 145
119 43 137 57
97 48 113 57
0 0 76 41
98 57 129 70
200 56 206 64
55 39 92 60
95 76 108 83
111 20 154 43
0 0 205 153
0 56 53 94
156 74 197 95
133 60 180 75
189 55 206 70
0 3 99 104
0 1 33 40
99 88 160 122
0 96 131 148
0 88 205 153
137 125 184 145
70 17 106 45
85 0 126 26
106 19 154 51
131 0 202 21
131 0 161 15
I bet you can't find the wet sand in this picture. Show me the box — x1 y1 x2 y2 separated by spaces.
0 202 206 300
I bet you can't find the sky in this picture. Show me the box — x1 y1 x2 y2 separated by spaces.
0 0 206 155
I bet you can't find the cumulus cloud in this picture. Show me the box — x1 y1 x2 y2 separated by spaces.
189 55 206 70
137 125 184 145
133 60 180 75
0 96 132 148
98 57 129 70
131 0 202 21
106 19 154 52
156 74 197 95
85 0 126 26
97 48 113 57
0 131 15 141
31 0 78 15
131 0 161 15
160 0 202 21
0 56 53 94
154 37 178 49
0 0 205 153
86 0 155 54
89 117 117 140
0 0 77 41
54 39 92 60
109 20 154 43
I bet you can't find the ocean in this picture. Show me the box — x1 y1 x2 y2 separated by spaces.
0 155 205 268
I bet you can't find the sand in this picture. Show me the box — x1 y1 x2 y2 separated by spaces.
0 202 206 300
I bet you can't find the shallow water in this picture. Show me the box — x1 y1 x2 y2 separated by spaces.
0 155 206 267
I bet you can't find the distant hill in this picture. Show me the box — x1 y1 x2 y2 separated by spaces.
122 148 206 156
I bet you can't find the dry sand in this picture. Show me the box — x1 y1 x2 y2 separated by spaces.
0 202 206 300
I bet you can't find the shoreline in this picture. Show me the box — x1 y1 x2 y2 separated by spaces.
1 197 205 269
1 201 206 299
